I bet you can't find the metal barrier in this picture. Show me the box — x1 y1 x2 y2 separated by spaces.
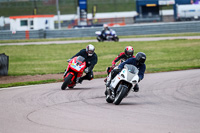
0 30 44 40
46 21 200 38
0 21 200 40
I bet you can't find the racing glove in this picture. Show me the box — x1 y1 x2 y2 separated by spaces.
111 64 116 68
67 59 72 62
84 67 89 73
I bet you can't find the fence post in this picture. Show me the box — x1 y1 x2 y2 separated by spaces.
25 30 29 39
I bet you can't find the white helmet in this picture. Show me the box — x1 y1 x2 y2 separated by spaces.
103 24 109 30
103 24 108 28
86 44 95 56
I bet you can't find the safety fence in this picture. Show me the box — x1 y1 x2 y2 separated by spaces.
0 30 44 40
0 21 200 40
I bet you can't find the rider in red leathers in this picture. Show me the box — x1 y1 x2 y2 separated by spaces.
105 46 135 82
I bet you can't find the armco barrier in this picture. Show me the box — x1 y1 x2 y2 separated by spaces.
0 30 44 40
46 21 200 38
0 21 200 40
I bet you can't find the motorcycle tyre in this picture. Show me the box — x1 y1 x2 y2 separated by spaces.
61 74 73 90
97 37 104 42
113 86 128 105
69 86 74 89
106 95 114 103
105 89 114 103
113 37 119 42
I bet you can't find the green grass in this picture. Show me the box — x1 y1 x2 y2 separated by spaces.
0 79 60 88
0 32 200 44
1 39 200 77
120 32 200 38
0 38 200 88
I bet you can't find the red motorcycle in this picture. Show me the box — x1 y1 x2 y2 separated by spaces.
61 56 86 90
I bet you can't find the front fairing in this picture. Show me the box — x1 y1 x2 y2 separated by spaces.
69 56 86 73
95 31 101 35
110 65 139 89
111 30 116 36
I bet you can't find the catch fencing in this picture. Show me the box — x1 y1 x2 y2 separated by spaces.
0 21 200 40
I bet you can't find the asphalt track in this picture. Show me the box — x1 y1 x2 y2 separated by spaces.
0 69 200 133
1 36 200 46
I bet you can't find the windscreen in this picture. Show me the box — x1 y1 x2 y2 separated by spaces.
124 64 139 74
76 56 85 65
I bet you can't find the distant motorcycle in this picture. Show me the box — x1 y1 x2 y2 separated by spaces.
61 56 86 90
95 30 119 42
105 64 139 105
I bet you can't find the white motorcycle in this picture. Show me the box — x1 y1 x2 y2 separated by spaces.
105 64 139 105
95 30 119 42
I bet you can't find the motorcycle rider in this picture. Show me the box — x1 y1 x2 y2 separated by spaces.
107 46 135 75
67 44 98 83
101 24 111 40
106 52 146 92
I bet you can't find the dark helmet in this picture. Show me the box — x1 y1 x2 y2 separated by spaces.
125 46 134 58
136 52 146 65
86 44 95 56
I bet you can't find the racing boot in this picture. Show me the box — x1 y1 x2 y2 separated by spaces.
104 77 107 82
105 85 115 97
105 79 111 96
104 90 108 96
109 86 115 98
78 77 83 84
133 84 139 92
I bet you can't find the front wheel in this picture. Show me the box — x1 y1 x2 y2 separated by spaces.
61 74 73 90
113 36 119 42
97 36 104 42
113 86 128 105
105 89 114 103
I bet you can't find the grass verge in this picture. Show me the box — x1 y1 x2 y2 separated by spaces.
0 79 61 88
0 38 200 88
0 32 200 44
1 39 200 75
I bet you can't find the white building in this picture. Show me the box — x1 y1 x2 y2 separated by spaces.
9 15 55 32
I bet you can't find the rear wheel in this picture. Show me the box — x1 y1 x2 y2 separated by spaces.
105 89 114 103
61 74 73 90
106 95 114 103
113 86 128 105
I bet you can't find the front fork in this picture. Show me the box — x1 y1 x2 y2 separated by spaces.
63 71 75 83
63 69 68 77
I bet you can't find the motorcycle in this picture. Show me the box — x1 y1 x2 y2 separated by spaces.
105 64 139 105
61 56 86 90
95 30 119 42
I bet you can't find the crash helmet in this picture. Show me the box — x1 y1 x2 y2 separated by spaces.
103 24 109 30
86 44 95 56
135 52 146 65
125 46 134 58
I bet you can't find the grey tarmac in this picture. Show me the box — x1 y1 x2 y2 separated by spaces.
0 69 200 133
